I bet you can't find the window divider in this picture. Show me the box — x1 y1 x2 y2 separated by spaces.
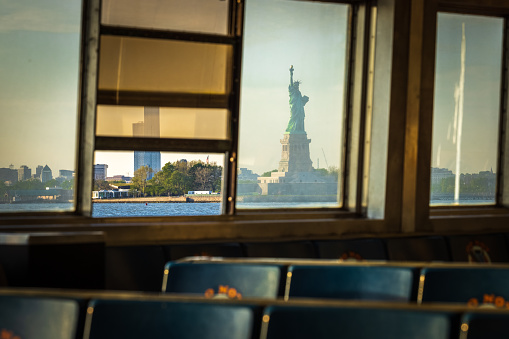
97 91 230 109
95 136 231 153
100 25 237 45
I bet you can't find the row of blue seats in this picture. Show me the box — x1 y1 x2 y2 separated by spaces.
163 260 509 306
107 232 509 291
0 292 506 339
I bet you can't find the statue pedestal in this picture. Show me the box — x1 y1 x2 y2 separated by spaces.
278 133 313 173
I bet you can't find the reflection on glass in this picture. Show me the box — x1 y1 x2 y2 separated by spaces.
92 151 224 217
430 13 503 205
99 36 232 94
0 0 81 213
102 0 229 35
96 105 230 140
236 0 348 209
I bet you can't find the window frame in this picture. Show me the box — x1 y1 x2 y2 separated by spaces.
7 0 509 243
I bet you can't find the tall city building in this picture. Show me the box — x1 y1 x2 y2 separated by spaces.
41 165 52 183
18 165 31 181
35 165 44 180
59 170 74 181
94 164 108 180
133 107 161 180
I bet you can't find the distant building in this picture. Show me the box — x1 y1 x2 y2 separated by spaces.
94 164 108 180
41 165 52 183
18 165 31 181
59 170 74 181
431 167 454 187
106 175 131 182
34 165 44 180
133 107 161 180
0 168 18 184
237 168 259 181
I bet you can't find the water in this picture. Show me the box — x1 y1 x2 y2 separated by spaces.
0 199 496 217
92 203 221 217
0 203 74 212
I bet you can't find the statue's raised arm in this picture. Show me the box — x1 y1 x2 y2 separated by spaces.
290 65 294 86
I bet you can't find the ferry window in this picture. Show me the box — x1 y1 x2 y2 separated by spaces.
101 0 229 35
93 0 235 217
430 13 503 206
236 0 349 209
96 106 229 140
0 0 82 213
93 151 223 217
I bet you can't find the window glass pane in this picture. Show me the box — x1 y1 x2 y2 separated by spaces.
0 0 81 213
102 0 229 35
430 13 503 205
93 151 223 217
98 36 232 94
236 0 348 209
96 105 230 140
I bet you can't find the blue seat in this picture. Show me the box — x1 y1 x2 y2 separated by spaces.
459 311 509 339
314 238 387 260
0 295 80 339
419 267 509 306
163 262 285 298
84 299 257 339
286 264 419 301
446 234 509 263
385 236 450 262
261 305 460 339
243 241 317 258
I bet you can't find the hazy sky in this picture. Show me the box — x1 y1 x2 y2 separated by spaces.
0 0 81 173
238 0 348 175
2 1 503 179
432 13 503 175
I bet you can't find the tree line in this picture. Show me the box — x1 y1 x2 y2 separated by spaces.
0 178 74 202
131 160 222 197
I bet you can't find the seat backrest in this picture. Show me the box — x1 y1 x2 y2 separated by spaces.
0 295 80 339
385 236 450 262
419 267 509 307
163 262 285 298
446 234 509 263
314 238 387 260
84 299 256 339
165 242 244 260
261 305 460 339
459 311 509 339
243 241 317 258
286 264 419 301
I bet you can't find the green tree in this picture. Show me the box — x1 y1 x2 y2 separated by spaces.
261 169 278 177
0 181 7 202
131 166 153 196
12 179 45 190
93 179 111 191
61 179 74 190
44 179 60 188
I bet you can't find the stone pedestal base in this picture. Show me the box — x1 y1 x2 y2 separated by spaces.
278 133 313 173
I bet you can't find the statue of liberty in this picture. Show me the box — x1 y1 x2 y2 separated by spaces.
286 65 309 133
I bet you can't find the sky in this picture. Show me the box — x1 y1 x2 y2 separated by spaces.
238 0 348 175
1 1 503 179
432 13 503 175
0 0 81 174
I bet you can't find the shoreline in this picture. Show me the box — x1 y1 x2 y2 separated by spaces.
92 196 221 203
